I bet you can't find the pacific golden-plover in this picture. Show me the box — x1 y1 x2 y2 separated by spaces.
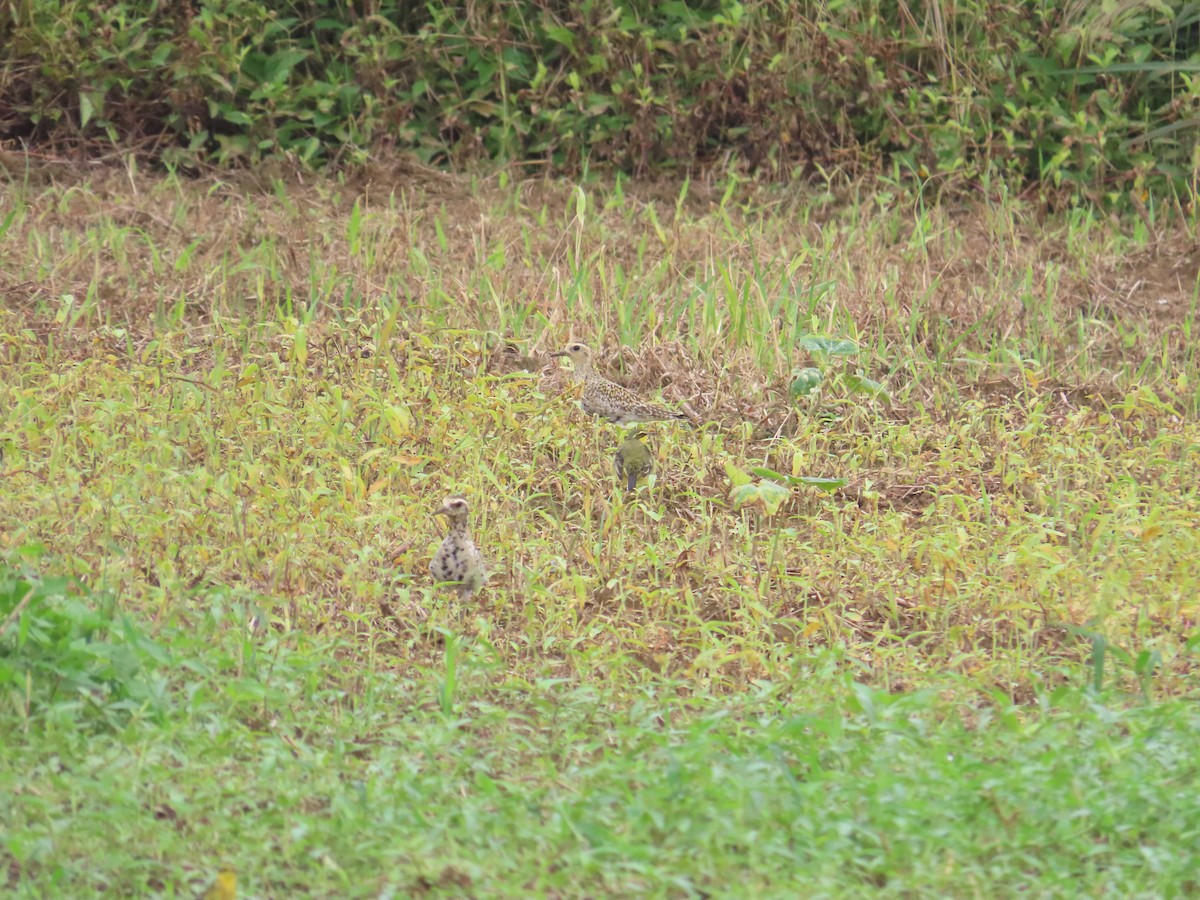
615 430 653 492
430 496 486 597
550 342 689 425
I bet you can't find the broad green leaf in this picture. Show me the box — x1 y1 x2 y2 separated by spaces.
730 482 760 511
790 367 823 398
217 107 253 126
79 92 97 128
544 26 578 54
54 294 75 325
842 373 890 398
224 678 269 702
750 467 790 483
265 49 310 84
799 335 858 357
794 475 847 491
730 480 791 515
752 468 847 492
724 461 752 487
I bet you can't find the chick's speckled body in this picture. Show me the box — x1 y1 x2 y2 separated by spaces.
551 343 688 426
494 342 542 373
431 496 486 597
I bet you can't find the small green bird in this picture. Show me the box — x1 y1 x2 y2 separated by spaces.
201 867 237 900
615 431 653 492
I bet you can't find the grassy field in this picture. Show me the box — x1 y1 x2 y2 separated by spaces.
2 163 1199 897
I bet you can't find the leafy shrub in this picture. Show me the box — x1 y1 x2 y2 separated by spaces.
0 552 169 724
0 0 1196 202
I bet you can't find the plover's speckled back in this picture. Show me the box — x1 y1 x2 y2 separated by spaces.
550 343 689 425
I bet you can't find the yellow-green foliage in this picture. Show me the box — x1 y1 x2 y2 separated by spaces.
1 171 1197 699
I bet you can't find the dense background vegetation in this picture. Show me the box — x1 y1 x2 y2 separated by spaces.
4 2 1200 896
3 0 1199 203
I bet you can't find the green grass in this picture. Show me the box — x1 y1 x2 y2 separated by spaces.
3 590 1199 897
3 567 1200 898
1 168 1199 896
